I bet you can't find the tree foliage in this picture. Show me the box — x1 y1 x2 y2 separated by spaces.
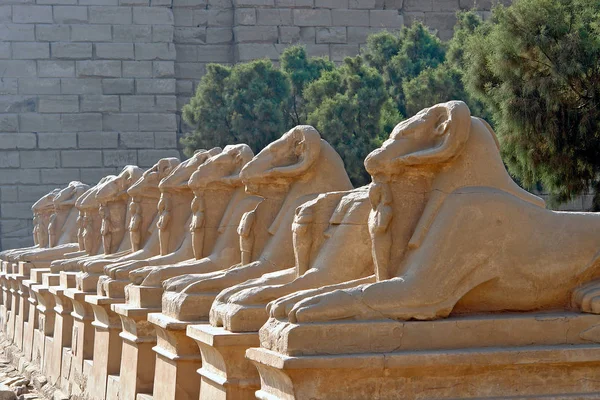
462 0 600 208
181 59 291 156
304 56 400 184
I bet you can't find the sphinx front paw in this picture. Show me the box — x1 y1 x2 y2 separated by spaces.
573 280 600 314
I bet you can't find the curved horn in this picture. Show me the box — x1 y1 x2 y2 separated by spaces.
270 125 321 178
158 157 181 176
222 144 255 186
394 101 471 166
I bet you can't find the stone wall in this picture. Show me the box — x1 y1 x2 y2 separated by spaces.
0 0 509 250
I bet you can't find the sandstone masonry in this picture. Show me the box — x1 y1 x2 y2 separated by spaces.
0 0 511 250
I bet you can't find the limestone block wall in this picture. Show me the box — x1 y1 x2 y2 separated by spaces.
0 0 515 250
0 0 180 250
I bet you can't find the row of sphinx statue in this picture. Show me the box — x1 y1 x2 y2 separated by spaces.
2 101 600 400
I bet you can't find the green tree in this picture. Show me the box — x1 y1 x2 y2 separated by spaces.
181 59 291 156
402 11 489 117
363 22 446 116
280 46 335 126
304 56 401 185
462 0 600 208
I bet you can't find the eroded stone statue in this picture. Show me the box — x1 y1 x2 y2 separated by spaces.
158 125 353 321
49 176 116 272
261 101 600 325
78 158 181 277
92 148 221 283
210 187 373 332
123 144 256 286
0 188 60 261
16 181 90 262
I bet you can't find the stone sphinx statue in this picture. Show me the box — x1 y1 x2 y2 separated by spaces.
261 100 600 325
16 181 90 262
120 144 256 286
157 126 354 321
94 165 144 256
78 157 181 277
97 148 222 279
49 175 116 272
0 188 60 261
210 186 373 332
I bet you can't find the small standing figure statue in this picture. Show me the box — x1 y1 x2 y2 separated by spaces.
100 204 113 254
128 200 142 252
238 210 256 265
156 195 171 255
368 180 393 281
48 212 58 248
190 195 206 259
83 212 94 253
76 211 86 251
292 206 314 277
32 213 40 246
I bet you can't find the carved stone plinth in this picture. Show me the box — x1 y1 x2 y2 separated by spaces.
21 267 50 362
64 285 95 396
86 295 124 400
249 313 600 400
48 280 74 387
112 302 160 400
0 264 12 332
148 312 202 400
14 274 29 350
31 273 59 375
6 274 20 343
187 324 260 400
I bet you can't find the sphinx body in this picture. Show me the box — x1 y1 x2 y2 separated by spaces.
154 126 353 321
122 145 258 287
76 158 181 277
261 101 600 325
209 187 374 332
0 188 60 261
15 181 90 262
104 145 258 303
49 176 118 272
94 148 224 283
49 166 143 276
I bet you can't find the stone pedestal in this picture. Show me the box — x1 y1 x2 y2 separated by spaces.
14 262 34 351
0 265 12 332
148 312 203 400
112 285 162 400
248 313 600 400
6 274 20 343
31 273 59 374
48 275 74 388
187 324 260 400
22 267 50 362
64 284 96 397
86 294 124 400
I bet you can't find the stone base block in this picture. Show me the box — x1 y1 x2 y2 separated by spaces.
249 312 600 400
148 312 203 400
162 291 215 321
86 295 124 400
260 312 600 356
247 345 600 400
105 279 128 299
76 272 101 293
187 324 260 400
126 285 163 309
48 285 74 387
31 283 57 372
22 268 50 362
113 303 160 400
106 374 120 400
64 288 95 396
